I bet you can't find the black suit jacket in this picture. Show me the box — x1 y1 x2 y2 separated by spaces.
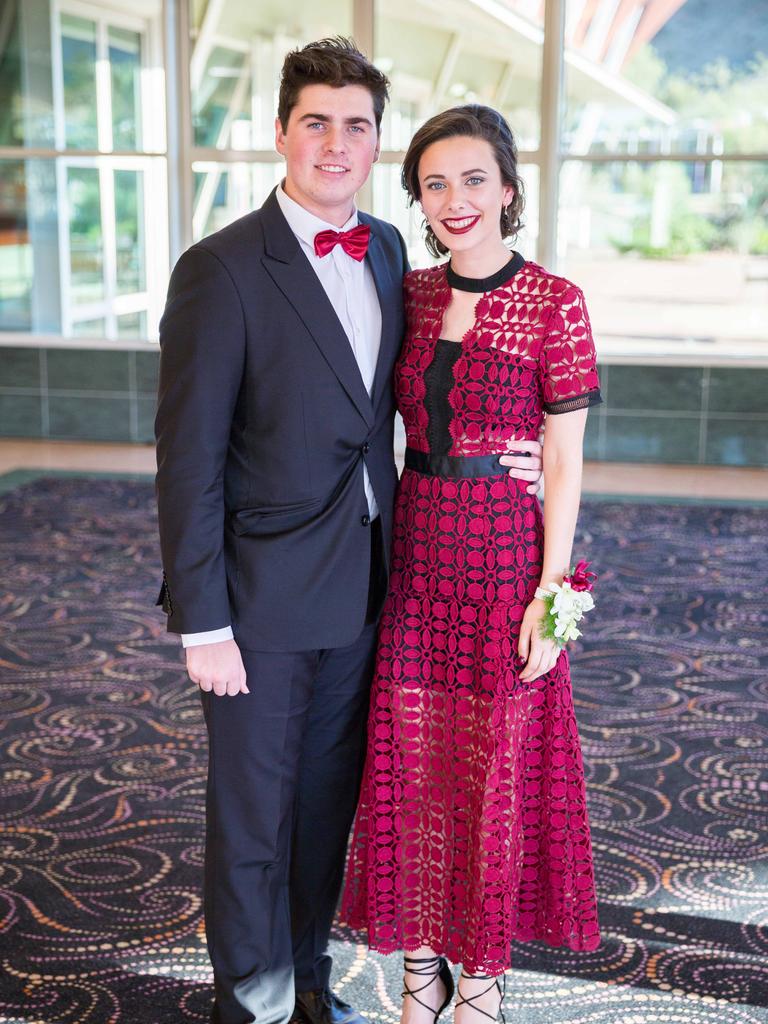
155 188 408 651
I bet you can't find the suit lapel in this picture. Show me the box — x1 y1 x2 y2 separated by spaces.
361 215 400 406
260 191 374 427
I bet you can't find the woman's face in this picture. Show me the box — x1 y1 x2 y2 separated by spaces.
417 135 514 257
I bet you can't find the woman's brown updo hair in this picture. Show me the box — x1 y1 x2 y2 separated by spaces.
401 104 525 259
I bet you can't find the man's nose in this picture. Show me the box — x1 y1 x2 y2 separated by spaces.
323 128 346 152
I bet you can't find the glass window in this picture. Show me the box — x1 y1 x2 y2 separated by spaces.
376 0 542 151
192 162 283 240
0 158 61 333
0 3 165 343
110 27 143 150
67 166 104 304
558 160 768 351
190 0 354 151
115 169 145 294
71 316 106 337
564 0 768 155
116 310 147 338
61 14 99 150
0 152 162 341
0 1 56 148
0 161 33 331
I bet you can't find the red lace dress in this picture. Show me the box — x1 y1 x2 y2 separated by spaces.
341 256 602 974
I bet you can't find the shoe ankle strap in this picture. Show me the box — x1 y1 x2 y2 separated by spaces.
404 955 444 974
455 972 506 1024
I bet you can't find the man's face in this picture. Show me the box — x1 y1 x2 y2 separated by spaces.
275 83 381 226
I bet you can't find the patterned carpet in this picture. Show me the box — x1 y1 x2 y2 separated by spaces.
0 476 766 1024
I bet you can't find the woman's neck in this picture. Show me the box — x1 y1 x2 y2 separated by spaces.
448 243 513 280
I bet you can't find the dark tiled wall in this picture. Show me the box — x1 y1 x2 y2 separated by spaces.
584 364 768 466
0 347 159 443
1 348 767 466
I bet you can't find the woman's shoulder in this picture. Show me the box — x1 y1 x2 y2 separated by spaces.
521 260 586 304
404 263 446 298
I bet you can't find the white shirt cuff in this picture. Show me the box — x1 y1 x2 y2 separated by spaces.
181 626 234 648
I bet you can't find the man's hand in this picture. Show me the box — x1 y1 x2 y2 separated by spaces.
499 437 543 495
186 639 249 697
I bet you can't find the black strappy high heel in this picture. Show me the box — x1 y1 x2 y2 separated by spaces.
402 954 455 1023
455 971 507 1024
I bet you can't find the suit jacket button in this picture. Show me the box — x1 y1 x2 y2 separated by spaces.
362 441 370 454
361 514 370 527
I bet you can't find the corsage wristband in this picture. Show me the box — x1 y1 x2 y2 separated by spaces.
536 560 597 648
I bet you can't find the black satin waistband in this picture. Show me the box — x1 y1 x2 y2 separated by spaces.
404 447 508 478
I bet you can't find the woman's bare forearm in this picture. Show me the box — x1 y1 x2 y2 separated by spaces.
538 411 587 589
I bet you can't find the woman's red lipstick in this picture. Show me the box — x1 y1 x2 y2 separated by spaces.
441 215 481 235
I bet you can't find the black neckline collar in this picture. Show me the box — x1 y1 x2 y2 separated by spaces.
446 251 525 293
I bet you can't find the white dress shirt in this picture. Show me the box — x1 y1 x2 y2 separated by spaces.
182 183 383 648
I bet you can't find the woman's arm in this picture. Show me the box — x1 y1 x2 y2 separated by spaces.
518 408 588 682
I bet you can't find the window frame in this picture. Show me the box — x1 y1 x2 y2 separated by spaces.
1 0 767 347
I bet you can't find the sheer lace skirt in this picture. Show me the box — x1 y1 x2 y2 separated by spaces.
341 472 601 972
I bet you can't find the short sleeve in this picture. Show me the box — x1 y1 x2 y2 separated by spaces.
540 284 602 414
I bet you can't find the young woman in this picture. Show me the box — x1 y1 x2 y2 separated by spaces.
341 105 602 1024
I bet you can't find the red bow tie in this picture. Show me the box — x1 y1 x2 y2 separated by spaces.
313 224 370 261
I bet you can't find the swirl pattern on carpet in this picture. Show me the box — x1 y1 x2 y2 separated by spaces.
0 477 766 1023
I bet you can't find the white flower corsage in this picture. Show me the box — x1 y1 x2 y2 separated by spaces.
535 560 597 648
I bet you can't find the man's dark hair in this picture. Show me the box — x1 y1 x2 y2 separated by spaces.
401 104 526 258
278 37 390 133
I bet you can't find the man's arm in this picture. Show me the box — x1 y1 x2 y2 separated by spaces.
182 627 234 647
155 245 248 695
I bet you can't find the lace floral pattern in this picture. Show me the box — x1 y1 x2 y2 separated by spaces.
341 261 602 973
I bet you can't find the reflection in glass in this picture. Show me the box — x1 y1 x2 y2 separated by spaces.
67 167 104 304
0 161 31 330
563 0 768 155
110 27 143 150
0 1 55 147
192 162 283 240
117 310 148 338
558 160 768 350
0 158 61 333
61 14 99 150
194 47 249 148
189 0 353 151
376 0 542 151
71 317 107 337
115 170 145 294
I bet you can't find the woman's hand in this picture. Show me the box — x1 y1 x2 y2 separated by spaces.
517 598 561 683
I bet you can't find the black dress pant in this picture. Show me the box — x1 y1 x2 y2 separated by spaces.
201 520 385 1024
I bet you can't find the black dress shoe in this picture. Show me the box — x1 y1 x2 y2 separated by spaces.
292 989 368 1024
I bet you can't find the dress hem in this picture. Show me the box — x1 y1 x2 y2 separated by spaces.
340 920 602 974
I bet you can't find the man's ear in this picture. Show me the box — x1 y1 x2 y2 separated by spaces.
275 115 286 155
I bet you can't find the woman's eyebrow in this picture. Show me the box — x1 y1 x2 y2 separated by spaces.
423 168 488 180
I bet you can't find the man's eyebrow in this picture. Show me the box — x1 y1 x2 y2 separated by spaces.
297 113 374 126
422 168 489 181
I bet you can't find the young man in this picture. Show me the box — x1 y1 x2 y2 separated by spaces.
155 37 542 1024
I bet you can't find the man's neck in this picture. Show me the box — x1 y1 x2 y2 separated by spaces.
281 179 355 228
